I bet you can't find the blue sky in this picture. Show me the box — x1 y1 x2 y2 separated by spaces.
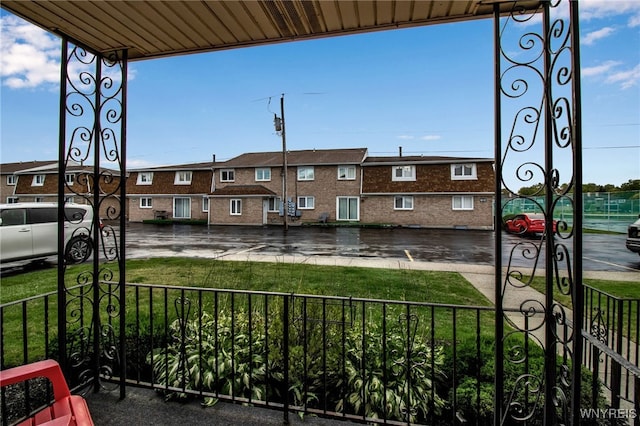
1 1 638 192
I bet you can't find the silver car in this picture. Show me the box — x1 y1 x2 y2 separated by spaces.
0 202 98 265
626 214 640 256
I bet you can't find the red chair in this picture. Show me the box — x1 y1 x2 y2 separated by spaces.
0 360 94 426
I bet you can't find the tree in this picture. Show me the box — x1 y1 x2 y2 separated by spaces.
620 179 640 191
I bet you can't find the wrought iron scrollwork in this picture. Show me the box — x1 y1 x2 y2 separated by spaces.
497 0 579 424
60 41 126 393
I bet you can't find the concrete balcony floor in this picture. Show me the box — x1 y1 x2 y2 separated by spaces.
85 386 358 426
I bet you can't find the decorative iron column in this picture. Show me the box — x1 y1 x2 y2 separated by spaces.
494 0 583 424
57 38 128 398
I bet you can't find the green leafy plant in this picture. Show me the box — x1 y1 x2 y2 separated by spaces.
333 321 446 423
149 310 267 402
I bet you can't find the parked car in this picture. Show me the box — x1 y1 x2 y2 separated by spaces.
0 203 100 265
626 215 640 255
504 213 557 236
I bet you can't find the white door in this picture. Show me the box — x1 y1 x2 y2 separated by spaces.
262 199 268 224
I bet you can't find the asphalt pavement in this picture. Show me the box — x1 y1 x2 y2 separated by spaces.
122 223 640 273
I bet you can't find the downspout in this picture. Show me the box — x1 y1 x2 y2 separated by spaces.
209 162 215 226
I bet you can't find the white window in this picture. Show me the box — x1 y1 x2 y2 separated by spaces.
297 196 315 209
140 197 153 208
394 196 414 210
451 164 477 180
297 166 314 181
337 165 356 180
174 171 192 185
452 195 474 210
392 165 415 181
137 172 153 185
220 169 235 182
174 197 191 219
35 197 45 203
202 197 209 212
337 197 359 221
32 175 45 186
65 173 75 185
6 175 16 185
6 197 19 204
267 197 281 212
255 168 271 181
230 199 242 215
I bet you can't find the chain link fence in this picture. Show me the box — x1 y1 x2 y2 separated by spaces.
502 191 640 234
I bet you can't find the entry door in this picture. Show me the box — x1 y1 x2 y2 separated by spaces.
337 197 359 221
174 197 191 219
262 199 268 224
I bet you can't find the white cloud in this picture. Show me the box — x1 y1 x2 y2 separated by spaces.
579 0 640 21
629 13 640 27
581 26 615 45
397 135 414 140
420 135 441 141
605 63 640 89
1 15 61 89
583 61 639 89
1 14 136 89
582 60 622 77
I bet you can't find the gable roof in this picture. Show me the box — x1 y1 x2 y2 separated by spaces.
222 148 368 168
363 156 494 166
1 1 543 62
128 162 216 173
210 185 276 197
1 161 57 174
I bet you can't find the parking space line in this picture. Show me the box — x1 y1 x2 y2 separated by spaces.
583 256 640 272
404 249 414 262
234 244 267 255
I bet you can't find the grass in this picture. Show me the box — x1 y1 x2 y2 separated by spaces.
527 276 639 340
1 258 495 366
1 258 487 305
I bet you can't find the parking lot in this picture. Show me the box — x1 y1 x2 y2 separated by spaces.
123 223 639 273
2 223 638 275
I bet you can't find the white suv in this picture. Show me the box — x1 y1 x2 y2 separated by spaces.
0 203 99 265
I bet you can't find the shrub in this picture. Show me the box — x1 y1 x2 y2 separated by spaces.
332 321 446 423
442 338 605 425
149 310 267 402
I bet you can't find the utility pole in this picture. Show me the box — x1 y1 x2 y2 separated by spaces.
275 94 288 231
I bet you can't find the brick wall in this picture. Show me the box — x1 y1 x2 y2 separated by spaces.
361 194 494 229
1 175 17 202
216 165 361 224
127 196 208 222
210 197 263 225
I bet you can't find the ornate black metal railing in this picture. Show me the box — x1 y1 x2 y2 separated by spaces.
495 0 584 423
57 38 127 397
3 282 637 426
583 287 640 410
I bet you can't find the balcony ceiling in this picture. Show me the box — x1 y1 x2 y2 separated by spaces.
2 0 542 61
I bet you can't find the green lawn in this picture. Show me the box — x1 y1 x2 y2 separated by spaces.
527 276 639 339
1 258 488 305
1 258 495 366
